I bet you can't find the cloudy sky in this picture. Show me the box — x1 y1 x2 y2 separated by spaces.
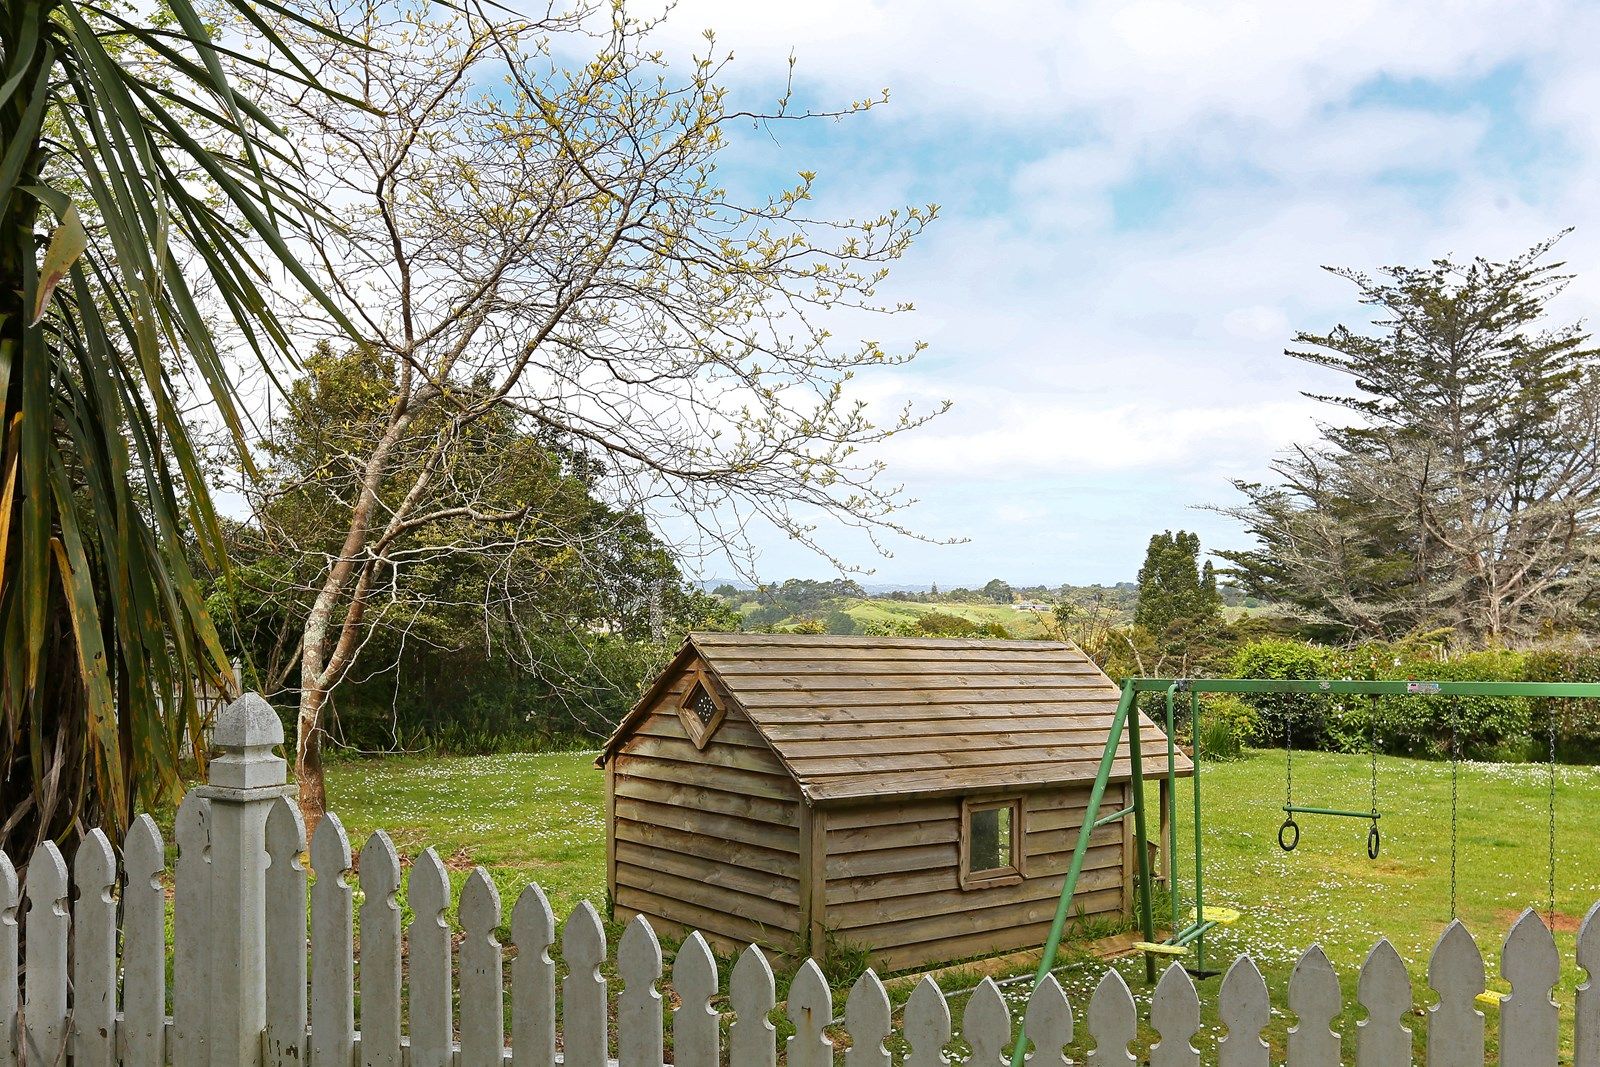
650 2 1600 587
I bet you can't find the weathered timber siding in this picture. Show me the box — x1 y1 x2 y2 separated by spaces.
820 783 1131 973
609 657 805 955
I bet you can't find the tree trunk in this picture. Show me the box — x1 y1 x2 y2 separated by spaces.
295 687 327 840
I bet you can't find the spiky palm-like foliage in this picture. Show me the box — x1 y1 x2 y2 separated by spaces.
0 0 341 860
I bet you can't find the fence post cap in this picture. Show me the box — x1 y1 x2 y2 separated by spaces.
214 691 285 747
203 691 288 793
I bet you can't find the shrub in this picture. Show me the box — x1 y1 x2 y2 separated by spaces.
1225 639 1532 760
1520 648 1600 762
1197 716 1244 762
1230 639 1339 748
1371 649 1529 761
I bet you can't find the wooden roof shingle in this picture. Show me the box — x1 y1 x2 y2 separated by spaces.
600 632 1192 804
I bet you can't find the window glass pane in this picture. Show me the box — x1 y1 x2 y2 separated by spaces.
968 805 1013 874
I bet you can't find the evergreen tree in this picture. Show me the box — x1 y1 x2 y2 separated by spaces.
1135 531 1219 634
1219 236 1600 642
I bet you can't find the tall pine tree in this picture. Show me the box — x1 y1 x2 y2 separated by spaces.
1135 531 1221 634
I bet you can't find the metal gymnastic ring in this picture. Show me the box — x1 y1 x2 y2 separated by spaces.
1278 818 1300 852
1367 822 1381 860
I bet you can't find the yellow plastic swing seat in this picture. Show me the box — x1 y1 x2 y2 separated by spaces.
1133 941 1189 957
1476 991 1508 1009
1189 906 1242 926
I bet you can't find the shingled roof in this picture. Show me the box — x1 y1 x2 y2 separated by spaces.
599 633 1191 804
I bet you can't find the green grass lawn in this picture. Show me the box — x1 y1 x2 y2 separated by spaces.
838 598 1057 638
323 747 1600 1058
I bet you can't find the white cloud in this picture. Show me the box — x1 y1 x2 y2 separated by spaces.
621 0 1600 581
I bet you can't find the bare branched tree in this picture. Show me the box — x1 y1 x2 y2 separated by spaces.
218 0 944 827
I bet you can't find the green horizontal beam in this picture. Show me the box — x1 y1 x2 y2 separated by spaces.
1091 804 1135 829
1124 677 1600 698
1283 805 1380 820
1174 919 1219 947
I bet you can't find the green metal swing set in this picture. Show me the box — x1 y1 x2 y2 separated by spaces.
1006 674 1600 1067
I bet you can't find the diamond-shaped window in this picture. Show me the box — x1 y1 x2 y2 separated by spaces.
689 682 718 726
677 673 725 749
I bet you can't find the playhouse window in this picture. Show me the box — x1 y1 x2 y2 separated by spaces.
960 796 1024 889
676 671 726 750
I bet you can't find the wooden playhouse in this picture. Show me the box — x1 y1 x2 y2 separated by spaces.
597 633 1189 971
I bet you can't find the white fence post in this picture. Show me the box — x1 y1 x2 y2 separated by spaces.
562 901 609 1067
1287 944 1341 1067
1149 963 1199 1067
617 915 664 1067
961 977 1009 1067
903 975 949 1067
1087 969 1136 1067
729 945 777 1067
460 869 506 1067
1218 955 1270 1067
1357 938 1412 1066
843 970 892 1067
407 848 454 1067
787 959 835 1067
195 692 294 1067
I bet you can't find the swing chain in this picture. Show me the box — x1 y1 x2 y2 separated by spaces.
1369 703 1379 814
1547 700 1559 927
1284 706 1294 809
1367 696 1381 859
1449 709 1460 922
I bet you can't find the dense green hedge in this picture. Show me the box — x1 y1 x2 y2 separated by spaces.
1225 640 1600 762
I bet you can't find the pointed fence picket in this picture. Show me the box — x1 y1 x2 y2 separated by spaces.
617 914 663 1067
6 790 1600 1066
844 970 892 1067
729 943 778 1067
408 847 454 1067
1287 944 1341 1067
673 932 720 1067
1580 902 1600 1067
359 830 403 1067
72 829 118 1067
512 882 558 1067
171 794 209 1067
23 842 67 1066
264 798 308 1067
1430 920 1487 1067
0 851 15 1067
1150 962 1200 1067
123 815 168 1067
1087 968 1137 1066
1024 973 1075 1067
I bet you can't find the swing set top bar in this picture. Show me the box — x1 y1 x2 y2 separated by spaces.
1125 677 1600 697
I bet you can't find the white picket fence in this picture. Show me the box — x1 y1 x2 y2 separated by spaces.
2 693 1599 1066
